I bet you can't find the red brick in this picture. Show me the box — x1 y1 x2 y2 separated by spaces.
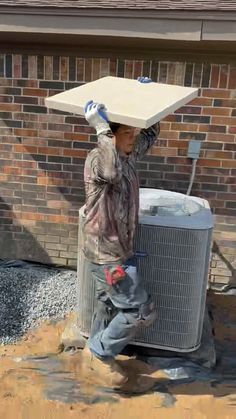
163 115 181 122
217 193 236 200
150 147 177 157
39 114 65 123
48 123 72 132
63 149 87 158
197 124 210 132
158 139 167 147
171 123 198 131
100 59 109 77
159 122 171 130
224 144 236 151
14 112 38 122
124 60 134 79
215 99 236 108
45 56 53 80
15 80 38 88
60 57 69 81
39 130 64 140
14 144 38 153
0 78 13 87
0 95 13 103
13 55 21 79
207 133 235 142
189 97 212 106
46 214 70 223
76 58 85 81
219 176 236 185
202 141 223 151
205 151 233 159
133 61 142 79
38 147 62 156
219 65 229 89
74 126 94 134
92 58 100 81
13 160 37 169
0 128 13 137
210 200 225 208
84 58 92 82
202 89 231 99
177 149 188 157
167 62 176 84
168 140 188 148
14 129 38 137
208 125 226 133
37 177 71 187
47 200 71 209
175 106 201 114
28 56 37 79
64 132 89 141
174 62 185 85
20 212 45 221
23 88 48 97
215 208 236 216
109 59 117 77
228 126 236 134
198 159 221 167
37 177 48 186
3 167 22 175
202 108 231 116
0 104 21 111
159 130 179 140
228 66 236 89
166 157 189 165
222 160 236 168
211 116 236 125
0 174 8 181
210 65 220 88
196 174 219 183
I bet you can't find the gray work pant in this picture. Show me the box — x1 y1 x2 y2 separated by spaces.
86 257 156 360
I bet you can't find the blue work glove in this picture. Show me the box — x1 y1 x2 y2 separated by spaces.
84 100 110 135
137 76 153 83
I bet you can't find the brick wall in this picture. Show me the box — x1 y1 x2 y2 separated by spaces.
0 54 236 270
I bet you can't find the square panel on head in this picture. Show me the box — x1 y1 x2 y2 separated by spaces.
45 76 198 129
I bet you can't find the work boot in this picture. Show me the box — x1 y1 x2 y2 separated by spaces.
81 345 128 389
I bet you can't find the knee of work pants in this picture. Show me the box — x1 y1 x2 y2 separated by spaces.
122 295 157 328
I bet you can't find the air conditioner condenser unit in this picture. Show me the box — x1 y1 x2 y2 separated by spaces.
77 189 213 353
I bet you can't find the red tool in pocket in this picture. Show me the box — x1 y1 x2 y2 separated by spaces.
104 265 126 286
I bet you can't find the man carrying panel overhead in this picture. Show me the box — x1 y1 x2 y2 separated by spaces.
81 77 160 389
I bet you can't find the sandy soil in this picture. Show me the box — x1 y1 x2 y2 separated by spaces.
0 292 236 419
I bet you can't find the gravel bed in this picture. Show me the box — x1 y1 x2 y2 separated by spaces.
0 266 77 345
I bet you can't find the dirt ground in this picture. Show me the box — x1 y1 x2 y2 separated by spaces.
0 292 236 419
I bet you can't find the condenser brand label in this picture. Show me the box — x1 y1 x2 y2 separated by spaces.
134 251 148 258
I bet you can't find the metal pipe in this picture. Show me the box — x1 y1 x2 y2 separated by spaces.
186 158 197 196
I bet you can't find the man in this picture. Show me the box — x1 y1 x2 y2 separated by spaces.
82 77 160 388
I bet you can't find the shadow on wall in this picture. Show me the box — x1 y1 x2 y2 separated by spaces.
0 197 52 264
2 122 85 214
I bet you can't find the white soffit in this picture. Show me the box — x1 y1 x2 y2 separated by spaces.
45 76 199 129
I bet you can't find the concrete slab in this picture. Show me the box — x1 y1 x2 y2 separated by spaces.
124 308 216 369
45 76 198 129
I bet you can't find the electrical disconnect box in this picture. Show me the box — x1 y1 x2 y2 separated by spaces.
187 140 202 159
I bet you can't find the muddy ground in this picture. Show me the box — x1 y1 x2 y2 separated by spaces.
0 291 236 419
